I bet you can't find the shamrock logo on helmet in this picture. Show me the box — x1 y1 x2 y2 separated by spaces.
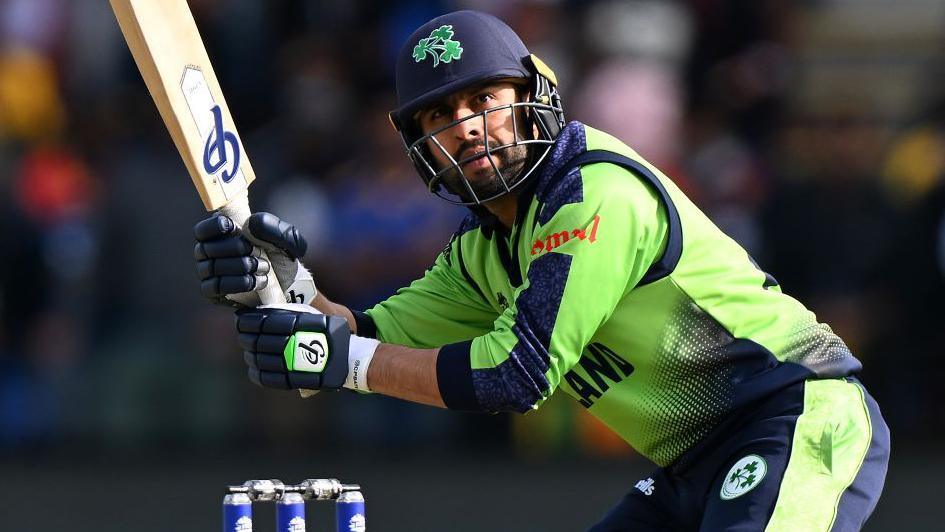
412 25 463 67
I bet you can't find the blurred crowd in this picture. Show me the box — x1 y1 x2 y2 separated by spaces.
1 0 943 459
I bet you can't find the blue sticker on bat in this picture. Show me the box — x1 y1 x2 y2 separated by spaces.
202 105 240 183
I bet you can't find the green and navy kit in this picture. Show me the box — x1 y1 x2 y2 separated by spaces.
357 121 862 467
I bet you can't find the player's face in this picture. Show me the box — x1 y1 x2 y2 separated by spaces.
417 81 530 202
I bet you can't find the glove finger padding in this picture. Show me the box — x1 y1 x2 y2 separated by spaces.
241 333 292 354
200 275 267 299
248 368 321 390
194 237 256 260
234 309 266 333
194 214 238 242
261 310 307 335
236 307 321 337
287 371 320 389
196 256 269 280
234 305 350 391
244 212 308 259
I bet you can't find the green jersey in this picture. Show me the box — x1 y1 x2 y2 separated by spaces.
359 122 861 466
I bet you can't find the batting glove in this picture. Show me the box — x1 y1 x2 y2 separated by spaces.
236 304 379 392
194 212 317 307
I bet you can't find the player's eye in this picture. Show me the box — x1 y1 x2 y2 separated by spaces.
476 92 495 104
429 107 449 121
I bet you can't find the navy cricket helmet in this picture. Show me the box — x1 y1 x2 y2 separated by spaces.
389 10 565 205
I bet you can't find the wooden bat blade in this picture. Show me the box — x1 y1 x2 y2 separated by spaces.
109 0 256 212
110 0 319 398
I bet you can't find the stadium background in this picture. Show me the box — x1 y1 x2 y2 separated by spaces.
1 0 942 529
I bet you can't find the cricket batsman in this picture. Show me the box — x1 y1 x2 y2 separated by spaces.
193 11 889 530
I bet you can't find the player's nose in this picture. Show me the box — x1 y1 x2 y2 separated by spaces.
451 106 481 140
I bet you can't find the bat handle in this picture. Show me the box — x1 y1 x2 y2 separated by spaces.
219 193 318 399
219 194 286 305
267 253 319 400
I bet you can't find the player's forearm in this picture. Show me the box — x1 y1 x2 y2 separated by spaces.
367 344 446 408
310 295 448 407
311 291 358 334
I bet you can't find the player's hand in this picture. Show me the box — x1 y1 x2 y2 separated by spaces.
235 304 378 392
194 212 317 307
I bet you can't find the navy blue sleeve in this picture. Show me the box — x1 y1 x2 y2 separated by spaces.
352 310 377 339
436 340 479 410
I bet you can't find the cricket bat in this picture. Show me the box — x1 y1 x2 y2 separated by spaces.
110 0 317 397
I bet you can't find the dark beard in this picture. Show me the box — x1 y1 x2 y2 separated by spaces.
438 143 529 203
